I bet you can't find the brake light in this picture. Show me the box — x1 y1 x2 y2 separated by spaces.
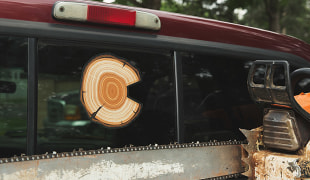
87 5 136 26
53 1 161 30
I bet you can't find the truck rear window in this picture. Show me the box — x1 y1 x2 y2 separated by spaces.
37 41 176 153
0 36 28 158
181 52 262 142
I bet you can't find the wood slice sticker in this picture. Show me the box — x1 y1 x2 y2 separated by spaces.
80 55 141 127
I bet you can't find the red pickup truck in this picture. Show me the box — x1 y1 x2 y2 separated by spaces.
1 0 310 179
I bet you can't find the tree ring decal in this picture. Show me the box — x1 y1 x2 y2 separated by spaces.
80 55 141 127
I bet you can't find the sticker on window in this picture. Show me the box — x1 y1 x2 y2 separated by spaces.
80 55 141 127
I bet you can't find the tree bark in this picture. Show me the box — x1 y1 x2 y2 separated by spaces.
264 0 281 32
142 0 161 10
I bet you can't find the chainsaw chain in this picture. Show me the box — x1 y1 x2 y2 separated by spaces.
206 173 243 180
0 139 246 179
0 140 245 164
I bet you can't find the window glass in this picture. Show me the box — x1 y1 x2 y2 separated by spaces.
37 41 175 154
0 36 28 158
181 53 262 142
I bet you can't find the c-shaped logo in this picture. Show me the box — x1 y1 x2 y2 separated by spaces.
80 55 141 127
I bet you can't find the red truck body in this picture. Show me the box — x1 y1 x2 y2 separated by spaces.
1 0 310 60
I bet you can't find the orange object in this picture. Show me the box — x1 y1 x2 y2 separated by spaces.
271 104 292 109
294 92 310 113
80 55 141 127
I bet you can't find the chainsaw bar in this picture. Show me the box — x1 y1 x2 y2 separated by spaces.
0 140 246 179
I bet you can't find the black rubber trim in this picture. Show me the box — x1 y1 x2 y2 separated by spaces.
0 18 309 68
173 51 184 143
27 38 38 156
291 68 310 92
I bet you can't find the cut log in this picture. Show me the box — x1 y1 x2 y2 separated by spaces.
81 55 141 127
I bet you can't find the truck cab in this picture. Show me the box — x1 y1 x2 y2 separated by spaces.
1 0 310 179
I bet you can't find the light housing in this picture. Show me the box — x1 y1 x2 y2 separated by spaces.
53 1 161 30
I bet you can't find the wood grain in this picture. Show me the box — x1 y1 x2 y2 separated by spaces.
80 55 141 127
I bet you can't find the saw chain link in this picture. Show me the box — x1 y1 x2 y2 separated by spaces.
206 173 243 180
0 140 245 164
0 140 246 179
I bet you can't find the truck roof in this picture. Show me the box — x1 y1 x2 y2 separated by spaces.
1 0 310 61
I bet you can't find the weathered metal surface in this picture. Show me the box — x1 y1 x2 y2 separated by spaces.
297 141 310 179
240 127 263 179
263 109 301 151
253 151 301 180
240 126 310 180
253 141 310 180
0 143 244 180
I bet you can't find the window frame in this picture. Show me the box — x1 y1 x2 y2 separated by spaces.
1 19 309 156
27 38 38 155
29 38 181 155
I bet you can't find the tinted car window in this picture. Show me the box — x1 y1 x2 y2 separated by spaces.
0 36 27 158
37 41 175 154
181 53 262 142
